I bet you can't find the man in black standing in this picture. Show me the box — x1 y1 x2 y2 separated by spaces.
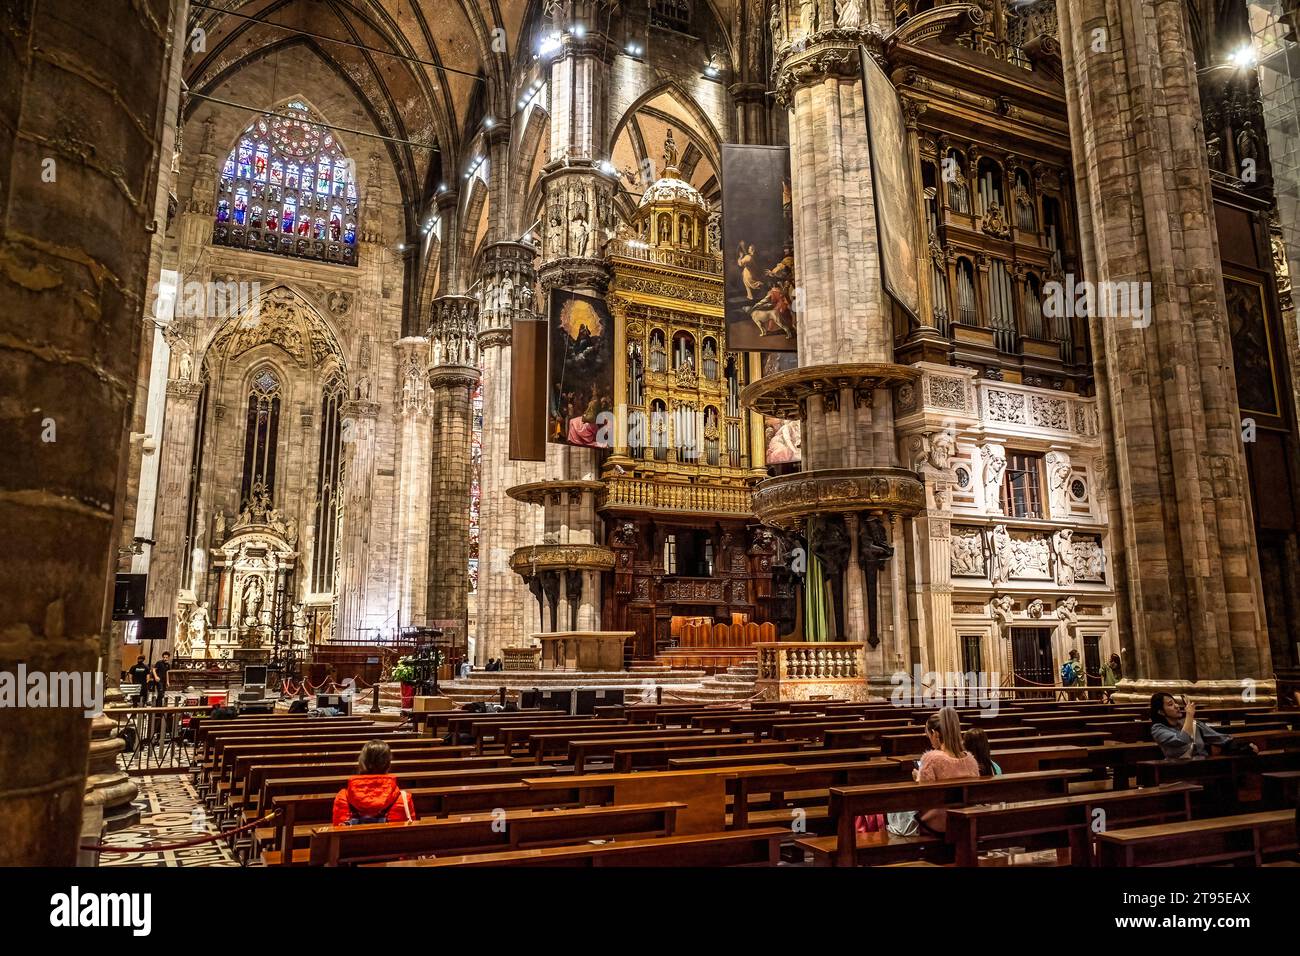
153 651 172 706
127 655 151 707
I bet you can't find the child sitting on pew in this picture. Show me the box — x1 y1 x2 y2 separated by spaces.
332 740 417 826
963 728 1001 777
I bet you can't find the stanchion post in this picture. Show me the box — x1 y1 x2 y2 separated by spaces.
370 684 381 714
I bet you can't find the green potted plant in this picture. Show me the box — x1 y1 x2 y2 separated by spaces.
390 657 417 708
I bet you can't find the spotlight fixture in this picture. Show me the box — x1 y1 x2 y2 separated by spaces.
538 32 562 57
626 43 643 56
484 117 495 129
1228 44 1257 69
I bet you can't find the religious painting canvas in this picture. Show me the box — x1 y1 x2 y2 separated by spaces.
722 144 797 352
860 45 922 325
547 289 615 448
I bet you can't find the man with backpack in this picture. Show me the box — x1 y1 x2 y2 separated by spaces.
1060 648 1084 700
331 740 417 826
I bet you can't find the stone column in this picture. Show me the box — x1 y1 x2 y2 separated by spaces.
756 10 923 681
0 0 175 865
528 1 619 645
336 398 379 642
476 240 544 663
144 379 202 624
392 336 432 628
426 296 479 643
1057 0 1272 700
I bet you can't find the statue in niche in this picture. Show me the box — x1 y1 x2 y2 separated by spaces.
663 129 679 170
178 349 193 381
1052 528 1075 586
212 510 226 543
291 604 308 646
1056 595 1078 625
1046 451 1072 517
1236 121 1260 163
989 523 1013 585
188 602 210 651
241 576 264 627
1206 134 1224 172
285 516 298 549
799 0 818 35
836 0 864 29
499 273 514 311
981 443 1007 513
547 201 566 256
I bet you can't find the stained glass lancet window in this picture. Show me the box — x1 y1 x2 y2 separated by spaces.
214 102 359 266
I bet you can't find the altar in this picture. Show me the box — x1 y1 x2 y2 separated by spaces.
536 631 634 672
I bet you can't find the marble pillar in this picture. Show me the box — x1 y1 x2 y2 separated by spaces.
1057 0 1273 697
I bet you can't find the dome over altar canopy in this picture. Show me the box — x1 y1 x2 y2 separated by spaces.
639 173 705 210
630 129 711 256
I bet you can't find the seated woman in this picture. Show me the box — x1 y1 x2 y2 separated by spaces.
913 707 981 835
963 728 1001 777
1149 692 1258 760
332 740 417 826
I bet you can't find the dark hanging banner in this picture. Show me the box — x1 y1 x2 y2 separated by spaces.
860 45 922 326
546 288 616 448
721 144 797 352
509 318 548 462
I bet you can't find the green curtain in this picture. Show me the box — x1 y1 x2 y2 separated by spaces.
805 554 829 642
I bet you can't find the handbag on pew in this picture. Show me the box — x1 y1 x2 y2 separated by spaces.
855 813 887 833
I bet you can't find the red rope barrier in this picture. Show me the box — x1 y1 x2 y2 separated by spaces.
83 809 280 853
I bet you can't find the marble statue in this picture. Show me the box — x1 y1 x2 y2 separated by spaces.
1056 595 1078 625
212 510 226 543
188 601 210 649
981 443 1007 513
1045 450 1072 518
1052 528 1075 586
989 523 1013 585
836 0 864 29
242 576 264 626
178 349 193 381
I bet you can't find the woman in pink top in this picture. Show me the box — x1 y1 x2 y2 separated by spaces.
914 707 980 834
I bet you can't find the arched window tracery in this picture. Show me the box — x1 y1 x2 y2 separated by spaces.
214 102 359 266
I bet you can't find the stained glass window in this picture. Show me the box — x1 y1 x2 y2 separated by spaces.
213 102 359 266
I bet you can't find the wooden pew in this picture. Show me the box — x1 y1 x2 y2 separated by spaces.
1136 749 1300 811
307 801 687 865
945 782 1200 866
237 754 502 817
380 828 788 867
529 726 704 763
989 745 1090 774
1095 809 1296 866
729 760 912 830
569 733 753 773
211 732 419 788
1262 770 1300 808
612 740 808 773
228 742 470 800
669 747 883 770
880 730 1111 757
495 720 629 754
799 769 1088 867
